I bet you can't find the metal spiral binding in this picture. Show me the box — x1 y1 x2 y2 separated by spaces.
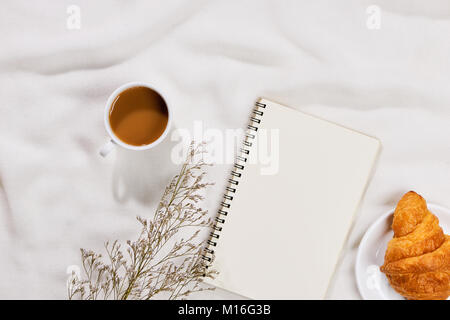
202 100 266 264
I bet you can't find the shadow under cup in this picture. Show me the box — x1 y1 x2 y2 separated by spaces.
108 86 169 147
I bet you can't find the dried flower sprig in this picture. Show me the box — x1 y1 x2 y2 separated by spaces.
68 143 217 300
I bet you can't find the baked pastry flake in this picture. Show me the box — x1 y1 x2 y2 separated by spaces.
380 191 450 300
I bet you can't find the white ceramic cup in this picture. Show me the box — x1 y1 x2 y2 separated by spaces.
99 82 172 157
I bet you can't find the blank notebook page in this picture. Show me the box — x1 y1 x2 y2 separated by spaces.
207 98 380 299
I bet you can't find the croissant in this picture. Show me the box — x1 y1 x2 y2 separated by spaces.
380 191 450 300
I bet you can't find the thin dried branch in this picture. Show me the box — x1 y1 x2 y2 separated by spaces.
68 142 218 300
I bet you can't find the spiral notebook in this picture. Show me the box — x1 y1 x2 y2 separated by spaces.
203 98 381 299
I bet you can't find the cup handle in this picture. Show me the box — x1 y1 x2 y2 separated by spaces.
99 139 115 157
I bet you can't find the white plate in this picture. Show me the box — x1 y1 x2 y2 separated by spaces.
356 203 450 300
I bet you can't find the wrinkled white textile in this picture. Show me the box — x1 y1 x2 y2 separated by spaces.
1 0 450 299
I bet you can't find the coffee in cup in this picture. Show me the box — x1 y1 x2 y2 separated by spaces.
100 82 171 156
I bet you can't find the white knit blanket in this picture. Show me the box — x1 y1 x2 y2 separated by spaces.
1 0 450 299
